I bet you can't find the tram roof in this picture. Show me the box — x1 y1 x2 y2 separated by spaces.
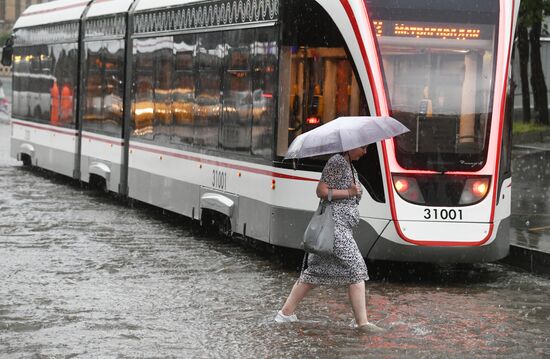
87 0 135 18
13 0 267 30
135 0 204 12
13 0 89 29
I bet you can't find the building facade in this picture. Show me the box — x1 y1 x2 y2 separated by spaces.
0 0 51 32
0 1 51 76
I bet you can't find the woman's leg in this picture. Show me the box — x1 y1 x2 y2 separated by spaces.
348 281 368 326
281 281 315 315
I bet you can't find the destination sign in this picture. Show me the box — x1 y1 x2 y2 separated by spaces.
373 20 493 40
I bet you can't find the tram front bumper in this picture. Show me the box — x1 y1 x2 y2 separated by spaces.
368 218 510 264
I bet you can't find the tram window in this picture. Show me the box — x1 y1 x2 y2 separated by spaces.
29 47 43 121
11 49 19 118
53 45 69 126
195 32 223 149
83 40 124 137
132 38 155 139
283 48 366 149
39 47 53 123
11 44 76 127
355 143 386 203
29 48 40 73
67 45 79 127
251 27 278 159
68 45 79 126
83 41 104 133
102 40 124 136
277 1 369 159
51 43 77 128
172 34 196 146
222 29 253 152
12 47 30 120
152 37 174 144
48 45 59 124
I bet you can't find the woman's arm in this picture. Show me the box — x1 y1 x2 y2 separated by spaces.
316 181 361 200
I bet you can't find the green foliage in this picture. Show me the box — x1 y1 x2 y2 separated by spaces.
512 121 550 135
0 32 10 46
519 0 550 28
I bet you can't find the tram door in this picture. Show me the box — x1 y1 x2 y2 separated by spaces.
277 0 386 204
287 48 365 145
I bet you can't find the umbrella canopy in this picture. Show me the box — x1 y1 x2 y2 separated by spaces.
284 116 409 159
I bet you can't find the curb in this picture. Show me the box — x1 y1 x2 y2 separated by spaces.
500 244 550 276
512 130 550 145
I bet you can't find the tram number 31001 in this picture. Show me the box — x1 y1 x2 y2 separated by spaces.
212 169 227 190
423 208 463 221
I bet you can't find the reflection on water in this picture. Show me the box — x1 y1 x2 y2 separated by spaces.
1 122 550 357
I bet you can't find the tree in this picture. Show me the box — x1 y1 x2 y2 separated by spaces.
0 32 10 46
516 17 531 123
518 0 550 125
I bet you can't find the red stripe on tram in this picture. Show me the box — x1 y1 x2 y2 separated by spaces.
12 120 77 136
129 144 319 182
12 120 318 182
82 133 124 146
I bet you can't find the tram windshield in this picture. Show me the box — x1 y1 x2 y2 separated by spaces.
368 0 499 172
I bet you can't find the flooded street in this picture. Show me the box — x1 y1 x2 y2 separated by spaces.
1 121 550 358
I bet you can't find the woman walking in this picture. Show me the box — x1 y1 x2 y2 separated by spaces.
275 146 383 332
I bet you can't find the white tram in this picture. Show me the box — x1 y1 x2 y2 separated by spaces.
5 0 519 263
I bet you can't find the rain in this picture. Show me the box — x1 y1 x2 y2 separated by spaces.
1 116 550 357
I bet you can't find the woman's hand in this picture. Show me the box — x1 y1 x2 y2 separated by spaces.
348 184 362 197
317 181 362 200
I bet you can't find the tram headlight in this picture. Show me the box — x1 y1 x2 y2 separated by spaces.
392 175 425 204
459 177 490 205
394 178 409 193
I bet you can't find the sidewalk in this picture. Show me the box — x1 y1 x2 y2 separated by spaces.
504 138 550 275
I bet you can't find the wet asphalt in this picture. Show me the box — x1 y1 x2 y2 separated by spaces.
1 120 550 357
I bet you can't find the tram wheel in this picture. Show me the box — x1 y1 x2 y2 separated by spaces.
89 174 108 194
200 209 232 237
20 153 32 167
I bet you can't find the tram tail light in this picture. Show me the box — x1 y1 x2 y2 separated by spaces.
459 177 491 205
392 175 425 204
306 117 320 125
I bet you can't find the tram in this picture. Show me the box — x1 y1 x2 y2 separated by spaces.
4 0 519 263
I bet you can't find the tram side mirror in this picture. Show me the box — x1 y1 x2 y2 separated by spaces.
1 36 13 67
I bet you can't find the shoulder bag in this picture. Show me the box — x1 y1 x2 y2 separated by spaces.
302 190 335 255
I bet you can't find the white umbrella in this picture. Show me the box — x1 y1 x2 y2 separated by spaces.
284 116 409 159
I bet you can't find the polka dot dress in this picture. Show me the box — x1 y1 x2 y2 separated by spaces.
299 154 370 286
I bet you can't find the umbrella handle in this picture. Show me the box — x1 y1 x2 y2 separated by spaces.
347 153 360 204
347 153 356 185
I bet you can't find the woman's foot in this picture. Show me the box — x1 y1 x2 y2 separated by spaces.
274 310 298 323
356 322 386 333
350 319 386 333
